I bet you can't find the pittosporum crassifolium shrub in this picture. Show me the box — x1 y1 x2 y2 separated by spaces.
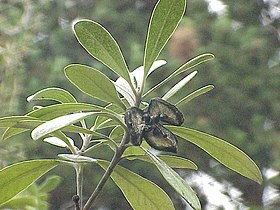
0 0 262 209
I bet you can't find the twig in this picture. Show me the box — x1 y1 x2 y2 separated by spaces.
83 133 128 210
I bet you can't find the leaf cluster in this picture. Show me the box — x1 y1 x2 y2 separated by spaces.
0 0 262 209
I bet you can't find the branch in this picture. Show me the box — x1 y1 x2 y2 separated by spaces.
83 133 128 210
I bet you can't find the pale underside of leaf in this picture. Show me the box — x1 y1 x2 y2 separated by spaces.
31 112 99 140
143 53 215 99
162 71 197 100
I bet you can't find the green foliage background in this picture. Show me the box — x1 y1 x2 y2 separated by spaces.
0 0 279 209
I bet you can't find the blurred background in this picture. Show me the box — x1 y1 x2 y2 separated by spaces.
0 0 279 209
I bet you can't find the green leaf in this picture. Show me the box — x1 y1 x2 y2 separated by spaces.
74 20 130 83
174 53 215 76
176 85 214 107
1 118 105 141
127 155 197 170
0 196 37 209
162 71 197 100
38 175 62 193
65 64 126 110
0 160 60 205
27 103 115 120
94 103 122 129
98 160 175 210
144 0 186 75
144 150 201 209
27 87 77 103
168 126 263 184
143 53 215 99
0 116 37 127
2 127 28 140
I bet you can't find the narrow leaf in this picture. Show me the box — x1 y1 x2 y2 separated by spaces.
27 103 111 121
143 53 214 99
31 112 97 140
0 116 36 127
58 154 97 163
144 149 201 210
43 136 75 148
162 71 197 100
174 53 215 76
2 127 28 141
0 160 59 205
98 160 175 210
27 87 77 103
127 155 198 170
65 64 126 110
74 20 130 83
168 126 263 184
144 0 186 76
176 85 214 107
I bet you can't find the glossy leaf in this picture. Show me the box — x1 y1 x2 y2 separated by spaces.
144 0 186 76
144 150 201 210
0 160 60 205
98 160 175 210
65 64 126 110
162 71 197 100
74 20 130 83
27 87 77 103
176 85 214 107
127 155 197 170
168 126 263 184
